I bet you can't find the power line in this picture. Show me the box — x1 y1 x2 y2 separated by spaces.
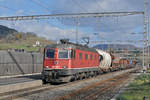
0 4 16 12
30 0 51 13
94 0 105 12
71 0 89 13
38 0 50 9
0 11 144 21
0 4 28 15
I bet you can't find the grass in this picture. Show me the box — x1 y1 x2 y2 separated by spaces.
116 74 150 100
147 67 150 71
0 37 55 52
0 43 40 52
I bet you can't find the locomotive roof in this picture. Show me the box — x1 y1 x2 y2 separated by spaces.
45 43 97 52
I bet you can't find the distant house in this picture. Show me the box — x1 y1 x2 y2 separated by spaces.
33 41 41 47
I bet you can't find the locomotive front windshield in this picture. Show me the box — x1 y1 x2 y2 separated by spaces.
58 50 68 59
45 49 55 58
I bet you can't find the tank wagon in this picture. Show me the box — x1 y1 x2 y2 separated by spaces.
42 40 135 83
96 49 112 72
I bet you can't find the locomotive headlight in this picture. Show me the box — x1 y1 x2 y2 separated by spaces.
54 61 58 65
62 66 67 69
46 66 49 68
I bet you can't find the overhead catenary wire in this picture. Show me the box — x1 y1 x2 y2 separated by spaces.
71 0 89 13
30 0 51 13
38 0 51 9
0 4 17 12
93 0 105 12
0 11 144 21
0 4 29 15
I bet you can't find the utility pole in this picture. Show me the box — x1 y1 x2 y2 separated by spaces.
75 17 79 44
143 0 149 68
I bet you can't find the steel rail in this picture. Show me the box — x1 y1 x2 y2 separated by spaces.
55 68 139 100
0 68 139 100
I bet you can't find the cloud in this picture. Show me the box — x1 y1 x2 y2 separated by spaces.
0 0 149 47
16 9 24 15
0 21 87 42
50 0 146 44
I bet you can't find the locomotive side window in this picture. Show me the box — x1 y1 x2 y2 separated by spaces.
71 50 73 58
79 53 82 60
85 54 88 60
74 50 76 59
45 49 55 58
58 50 68 59
90 54 93 60
95 55 97 60
71 50 76 59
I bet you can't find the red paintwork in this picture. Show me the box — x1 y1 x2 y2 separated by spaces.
71 49 99 69
119 59 129 65
43 48 99 69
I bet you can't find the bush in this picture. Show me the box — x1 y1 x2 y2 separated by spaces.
116 96 128 100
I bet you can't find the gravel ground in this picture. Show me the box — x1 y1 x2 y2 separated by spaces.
0 74 41 85
16 69 137 100
111 73 141 100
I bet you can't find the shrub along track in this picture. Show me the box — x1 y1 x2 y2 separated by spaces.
56 69 138 100
0 68 139 100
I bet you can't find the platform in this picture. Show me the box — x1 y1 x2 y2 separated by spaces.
0 74 42 94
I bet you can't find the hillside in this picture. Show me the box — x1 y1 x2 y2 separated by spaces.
0 25 55 52
0 25 17 38
93 44 139 50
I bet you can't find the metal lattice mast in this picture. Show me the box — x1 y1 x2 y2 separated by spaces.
75 17 79 44
143 0 149 68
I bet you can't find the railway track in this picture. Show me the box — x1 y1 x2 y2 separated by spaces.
0 68 139 100
56 69 139 100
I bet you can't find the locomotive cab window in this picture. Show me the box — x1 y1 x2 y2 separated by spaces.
45 49 55 58
58 50 68 59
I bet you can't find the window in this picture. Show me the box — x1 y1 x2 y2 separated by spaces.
95 55 97 60
99 55 103 62
45 49 55 58
71 50 74 58
58 50 68 59
71 50 76 59
90 54 93 60
79 53 82 60
85 54 88 60
74 50 76 59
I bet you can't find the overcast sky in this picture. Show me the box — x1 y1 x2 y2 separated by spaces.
0 0 149 46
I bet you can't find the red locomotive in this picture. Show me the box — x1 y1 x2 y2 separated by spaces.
42 39 135 83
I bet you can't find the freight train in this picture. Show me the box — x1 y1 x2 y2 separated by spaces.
42 40 136 83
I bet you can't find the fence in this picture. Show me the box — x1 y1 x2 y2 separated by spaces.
0 51 43 76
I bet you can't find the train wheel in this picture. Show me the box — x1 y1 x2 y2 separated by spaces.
93 71 97 77
79 73 83 80
69 76 74 82
90 71 94 77
73 74 77 81
76 73 80 80
82 73 86 79
42 79 47 84
85 72 89 78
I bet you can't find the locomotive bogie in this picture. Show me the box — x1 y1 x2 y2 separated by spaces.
42 67 100 83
